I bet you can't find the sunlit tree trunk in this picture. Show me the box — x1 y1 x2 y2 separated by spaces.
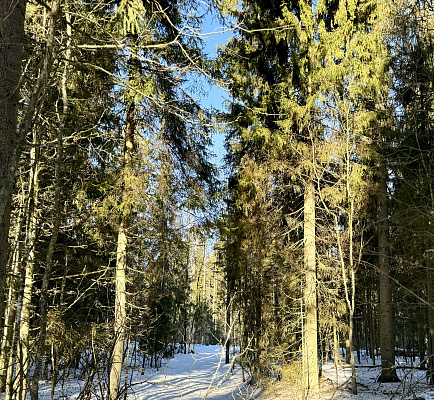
303 177 318 391
109 101 135 400
110 222 128 399
3 122 40 400
30 4 65 397
332 312 339 368
202 243 206 301
212 267 216 329
335 201 357 394
17 164 39 400
30 110 64 400
2 190 32 400
335 125 358 394
0 201 25 394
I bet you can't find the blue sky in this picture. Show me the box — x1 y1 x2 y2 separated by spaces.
197 9 234 174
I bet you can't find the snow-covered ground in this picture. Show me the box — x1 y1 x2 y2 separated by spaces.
38 345 256 400
320 353 434 400
123 345 255 400
36 346 434 400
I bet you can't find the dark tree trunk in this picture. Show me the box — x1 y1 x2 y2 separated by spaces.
0 0 27 320
377 159 399 382
225 287 230 365
426 250 434 384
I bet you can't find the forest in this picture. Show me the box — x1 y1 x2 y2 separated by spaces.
0 0 433 398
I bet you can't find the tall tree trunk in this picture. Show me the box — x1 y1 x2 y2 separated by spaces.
110 221 128 399
1 0 63 295
427 250 434 384
212 267 216 330
3 210 29 400
109 101 135 400
303 178 318 391
225 285 231 365
332 312 339 368
30 3 65 394
0 0 28 321
0 181 28 392
11 126 39 400
17 252 34 399
335 205 357 394
335 131 358 394
184 266 188 355
377 159 399 382
0 209 24 394
202 243 206 301
30 124 63 400
17 128 40 400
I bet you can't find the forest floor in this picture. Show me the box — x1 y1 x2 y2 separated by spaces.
261 353 434 400
36 345 434 400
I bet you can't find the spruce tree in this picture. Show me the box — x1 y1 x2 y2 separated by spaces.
389 0 434 382
219 0 392 390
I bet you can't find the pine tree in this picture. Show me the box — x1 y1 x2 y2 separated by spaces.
218 0 322 387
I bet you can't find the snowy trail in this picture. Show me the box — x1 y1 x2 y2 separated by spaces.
127 345 255 400
38 345 257 400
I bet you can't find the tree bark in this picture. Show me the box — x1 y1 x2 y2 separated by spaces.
110 222 128 400
18 180 39 400
335 206 357 394
427 250 434 384
303 178 318 390
0 0 28 321
0 209 24 394
336 130 358 393
225 284 231 365
332 312 339 368
377 159 399 382
10 126 40 400
30 115 64 400
109 101 135 400
30 3 64 395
